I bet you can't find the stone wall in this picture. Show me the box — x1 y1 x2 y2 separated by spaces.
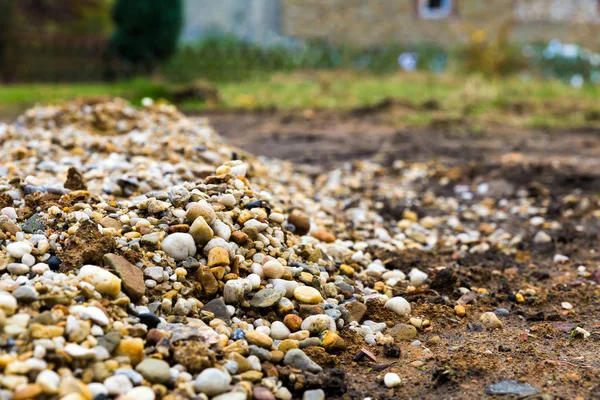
281 0 600 48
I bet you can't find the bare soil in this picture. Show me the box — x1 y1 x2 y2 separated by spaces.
200 108 600 400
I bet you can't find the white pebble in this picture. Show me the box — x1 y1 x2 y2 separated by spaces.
408 268 428 286
194 368 231 396
220 194 236 207
161 233 196 261
384 372 401 388
7 242 33 258
104 375 133 395
385 297 411 316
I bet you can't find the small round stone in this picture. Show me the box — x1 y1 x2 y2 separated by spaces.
194 368 231 396
221 194 236 207
7 242 33 258
385 297 411 316
480 311 503 329
135 358 171 384
384 372 401 388
161 233 196 261
293 286 323 304
263 260 284 279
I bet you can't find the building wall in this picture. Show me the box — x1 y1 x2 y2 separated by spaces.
281 0 600 48
182 0 281 44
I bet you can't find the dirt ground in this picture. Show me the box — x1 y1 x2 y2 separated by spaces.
202 108 600 400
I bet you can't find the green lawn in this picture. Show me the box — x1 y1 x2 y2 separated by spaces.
1 71 600 129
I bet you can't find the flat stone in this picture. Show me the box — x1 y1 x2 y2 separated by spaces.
21 214 43 233
104 254 145 301
99 216 122 230
485 381 539 396
197 265 219 296
345 301 367 322
388 323 418 341
283 349 322 373
136 358 171 384
203 298 231 323
250 288 284 308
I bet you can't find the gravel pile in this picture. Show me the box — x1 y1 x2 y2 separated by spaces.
0 99 596 400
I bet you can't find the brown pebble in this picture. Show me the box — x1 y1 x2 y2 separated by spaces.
288 210 310 235
13 384 42 400
284 314 303 332
312 229 336 243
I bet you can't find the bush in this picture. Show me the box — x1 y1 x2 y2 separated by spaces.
110 0 182 73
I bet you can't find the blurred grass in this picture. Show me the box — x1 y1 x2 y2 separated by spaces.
1 71 600 129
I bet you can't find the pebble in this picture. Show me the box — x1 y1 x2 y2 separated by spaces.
13 286 38 303
480 312 504 329
136 358 171 383
301 314 336 334
270 321 291 339
408 268 428 286
194 368 231 396
384 372 402 388
36 370 60 394
161 232 196 261
263 259 285 279
283 349 323 373
104 374 133 395
103 253 145 301
494 308 510 317
123 386 156 400
385 297 411 316
454 305 466 317
533 231 552 244
246 330 274 348
302 389 325 400
6 242 32 258
293 286 324 304
78 265 122 297
8 263 30 275
189 216 214 245
388 323 418 340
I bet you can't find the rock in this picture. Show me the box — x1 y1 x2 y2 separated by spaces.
278 339 300 353
186 203 216 224
124 386 156 400
408 268 428 286
480 312 503 329
221 193 236 207
203 298 231 323
302 389 325 400
212 219 231 240
115 338 144 365
263 259 284 279
7 242 32 258
388 324 418 341
70 305 109 326
78 264 121 297
485 381 539 396
246 330 273 348
194 368 231 396
103 254 145 301
383 342 401 358
384 373 401 388
13 383 42 400
0 293 17 315
189 216 214 245
251 288 284 308
312 230 335 243
197 265 219 296
64 166 87 190
254 386 276 400
104 375 133 396
138 313 161 329
494 308 510 317
207 247 230 267
270 321 291 340
21 214 43 233
13 286 38 303
385 297 411 316
288 210 310 236
136 358 171 384
284 314 302 332
276 387 293 400
36 370 59 394
534 231 552 244
321 330 345 352
58 377 92 399
345 301 367 322
99 216 122 230
223 279 251 304
454 305 466 317
293 286 323 304
213 392 246 400
301 314 336 335
283 349 322 373
161 232 196 261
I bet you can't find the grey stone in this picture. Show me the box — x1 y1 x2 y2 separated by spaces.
13 286 38 303
21 214 43 233
136 358 171 384
283 349 322 373
302 389 325 400
485 381 539 396
202 298 231 324
250 288 284 308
